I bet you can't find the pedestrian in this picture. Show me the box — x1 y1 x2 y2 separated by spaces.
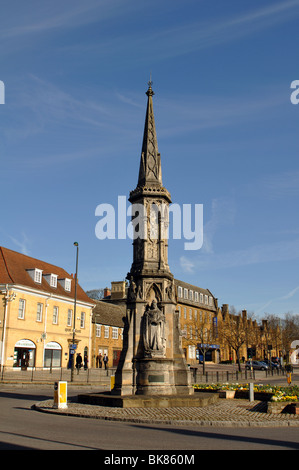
84 355 88 370
103 353 108 370
98 353 102 368
76 353 82 374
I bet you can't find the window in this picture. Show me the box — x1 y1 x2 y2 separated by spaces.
34 269 42 284
53 306 59 324
50 274 57 288
189 308 192 320
194 292 199 303
189 290 193 301
189 326 193 339
209 296 213 306
178 306 181 318
194 309 197 321
104 325 109 338
188 345 196 359
112 327 118 339
59 278 72 291
184 288 188 299
96 324 101 337
36 303 43 322
18 299 26 319
80 312 85 329
200 293 203 303
178 286 183 298
205 295 208 305
184 307 187 319
67 309 72 327
65 278 71 292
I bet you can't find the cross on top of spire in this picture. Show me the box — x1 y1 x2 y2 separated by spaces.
146 73 154 97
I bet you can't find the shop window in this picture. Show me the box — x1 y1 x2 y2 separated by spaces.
44 342 62 368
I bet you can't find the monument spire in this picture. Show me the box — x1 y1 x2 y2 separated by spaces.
137 79 162 187
112 82 193 398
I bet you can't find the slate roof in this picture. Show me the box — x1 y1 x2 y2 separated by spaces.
93 300 126 328
0 246 93 305
174 278 217 311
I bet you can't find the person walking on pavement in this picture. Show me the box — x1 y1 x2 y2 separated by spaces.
76 353 82 374
103 353 108 370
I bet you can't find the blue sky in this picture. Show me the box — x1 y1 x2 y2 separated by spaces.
1 0 299 318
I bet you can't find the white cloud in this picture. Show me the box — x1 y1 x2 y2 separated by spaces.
9 232 31 256
202 197 236 255
180 256 195 273
181 237 299 272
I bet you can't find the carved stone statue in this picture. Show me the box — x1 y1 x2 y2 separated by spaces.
142 300 166 357
127 276 136 301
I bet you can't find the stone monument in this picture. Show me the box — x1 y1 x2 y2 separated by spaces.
112 81 193 397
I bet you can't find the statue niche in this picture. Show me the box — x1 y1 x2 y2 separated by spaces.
142 300 166 358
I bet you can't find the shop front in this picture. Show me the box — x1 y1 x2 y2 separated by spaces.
44 341 62 368
13 339 36 369
197 343 220 363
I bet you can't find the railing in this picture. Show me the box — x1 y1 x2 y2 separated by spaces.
190 366 287 384
0 366 116 384
0 365 288 385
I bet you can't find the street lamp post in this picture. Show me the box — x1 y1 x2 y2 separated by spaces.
70 242 79 382
1 286 16 376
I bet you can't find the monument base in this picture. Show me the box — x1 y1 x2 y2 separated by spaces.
77 391 219 408
135 357 193 396
112 357 194 397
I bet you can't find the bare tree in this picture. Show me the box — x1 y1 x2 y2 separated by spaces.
221 312 247 372
182 311 216 374
86 288 105 300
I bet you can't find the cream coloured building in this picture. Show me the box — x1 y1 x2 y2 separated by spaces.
0 247 94 370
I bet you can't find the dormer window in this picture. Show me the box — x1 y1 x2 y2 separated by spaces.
27 268 43 284
58 278 72 292
50 274 57 288
35 269 42 283
43 273 58 288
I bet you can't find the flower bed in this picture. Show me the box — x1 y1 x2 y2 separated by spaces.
193 383 299 402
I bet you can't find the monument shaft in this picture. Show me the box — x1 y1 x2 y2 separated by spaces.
113 82 192 396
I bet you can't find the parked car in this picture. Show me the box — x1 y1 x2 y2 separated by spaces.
245 360 269 371
261 359 280 369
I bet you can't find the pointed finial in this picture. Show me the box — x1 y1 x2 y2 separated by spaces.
146 72 154 97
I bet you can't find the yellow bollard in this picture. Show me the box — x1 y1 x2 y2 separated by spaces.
53 381 68 409
287 372 292 385
110 375 115 391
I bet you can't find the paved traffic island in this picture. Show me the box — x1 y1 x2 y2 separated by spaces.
32 397 299 427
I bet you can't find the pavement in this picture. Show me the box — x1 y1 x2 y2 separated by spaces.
5 363 299 427
33 394 299 428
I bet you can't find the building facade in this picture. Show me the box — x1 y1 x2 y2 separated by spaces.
175 279 219 364
92 300 125 369
0 247 94 370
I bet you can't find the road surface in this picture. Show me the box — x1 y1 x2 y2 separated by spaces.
1 385 299 451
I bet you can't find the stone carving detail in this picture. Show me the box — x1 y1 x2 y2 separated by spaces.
165 280 174 301
142 300 166 357
127 276 137 301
